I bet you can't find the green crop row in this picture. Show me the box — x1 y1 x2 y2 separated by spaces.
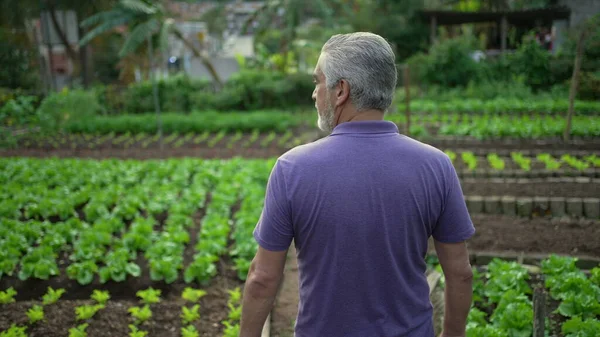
0 285 221 337
398 98 600 115
386 114 600 139
443 151 600 172
0 158 271 285
463 256 600 337
63 111 308 134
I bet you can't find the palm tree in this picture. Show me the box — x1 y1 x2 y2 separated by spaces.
243 0 351 73
79 0 222 86
79 0 223 149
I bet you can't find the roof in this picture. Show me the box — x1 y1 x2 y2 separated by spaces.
419 6 571 25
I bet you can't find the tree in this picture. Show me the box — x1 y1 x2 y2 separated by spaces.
346 0 429 61
244 0 351 72
79 0 222 87
1 0 117 88
564 14 600 141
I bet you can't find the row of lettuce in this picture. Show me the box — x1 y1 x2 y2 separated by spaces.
0 158 271 286
460 255 600 337
0 286 241 337
4 113 599 151
445 152 600 172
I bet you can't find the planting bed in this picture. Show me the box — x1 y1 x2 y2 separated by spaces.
0 158 270 336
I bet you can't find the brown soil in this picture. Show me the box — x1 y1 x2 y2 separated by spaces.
0 257 243 337
464 214 600 257
269 214 600 337
460 180 599 198
4 130 600 160
3 132 319 160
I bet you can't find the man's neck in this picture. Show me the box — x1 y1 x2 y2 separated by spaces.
339 109 385 124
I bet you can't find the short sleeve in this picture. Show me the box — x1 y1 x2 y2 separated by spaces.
253 160 294 251
432 157 475 243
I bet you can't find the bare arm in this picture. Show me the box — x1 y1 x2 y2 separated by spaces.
434 239 473 337
240 247 287 337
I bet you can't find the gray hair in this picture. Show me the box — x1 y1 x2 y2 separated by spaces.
320 32 397 112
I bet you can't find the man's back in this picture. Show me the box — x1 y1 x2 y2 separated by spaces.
254 121 475 336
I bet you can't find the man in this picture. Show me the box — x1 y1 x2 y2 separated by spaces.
240 32 475 337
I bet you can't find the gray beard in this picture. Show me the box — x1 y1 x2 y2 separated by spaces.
317 101 336 133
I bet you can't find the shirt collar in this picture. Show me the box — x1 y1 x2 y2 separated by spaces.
330 120 399 136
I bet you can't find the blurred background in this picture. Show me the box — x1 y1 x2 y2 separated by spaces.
1 0 599 145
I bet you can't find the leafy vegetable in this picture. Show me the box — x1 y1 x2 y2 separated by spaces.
68 323 89 337
136 288 161 305
18 246 59 281
484 259 531 304
561 155 590 171
99 248 140 283
591 267 600 287
128 305 152 325
487 153 505 171
0 287 17 304
562 316 600 337
222 321 240 337
541 255 579 277
490 290 533 337
66 260 98 285
181 305 201 324
128 325 148 337
461 151 478 171
444 150 456 163
0 324 27 337
42 287 65 305
75 304 104 321
91 290 110 305
181 325 199 337
511 152 531 172
181 288 207 303
26 305 44 324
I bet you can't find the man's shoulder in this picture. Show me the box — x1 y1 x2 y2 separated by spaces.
395 135 451 163
277 136 332 164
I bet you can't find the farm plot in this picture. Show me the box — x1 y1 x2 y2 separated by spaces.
454 255 600 337
0 157 272 336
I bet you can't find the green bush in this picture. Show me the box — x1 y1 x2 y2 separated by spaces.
93 84 127 115
578 71 600 101
190 70 313 111
422 36 481 87
0 95 38 127
121 74 213 114
37 89 102 130
508 36 553 91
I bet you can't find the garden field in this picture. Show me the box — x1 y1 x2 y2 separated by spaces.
1 149 599 336
2 108 600 337
0 158 276 336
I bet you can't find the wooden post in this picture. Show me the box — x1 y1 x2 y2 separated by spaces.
148 35 163 150
404 65 411 136
533 288 546 337
564 26 588 141
430 15 437 44
501 15 508 52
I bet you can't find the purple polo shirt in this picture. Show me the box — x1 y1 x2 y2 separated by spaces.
254 120 475 337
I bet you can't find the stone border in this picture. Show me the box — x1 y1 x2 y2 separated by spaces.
457 168 599 179
438 147 599 157
427 251 600 270
464 196 600 219
430 136 600 147
458 175 600 183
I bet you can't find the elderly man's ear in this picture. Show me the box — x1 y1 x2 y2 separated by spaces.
334 79 350 107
